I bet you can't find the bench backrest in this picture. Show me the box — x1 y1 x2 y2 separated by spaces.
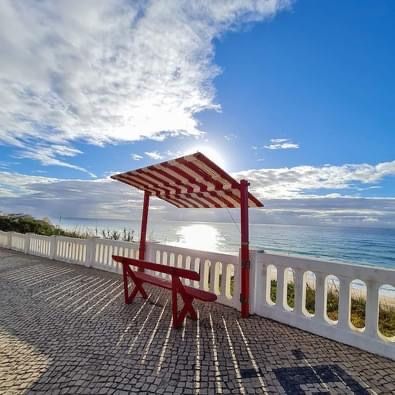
112 255 200 281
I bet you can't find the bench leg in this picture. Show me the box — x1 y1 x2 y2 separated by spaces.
122 263 130 304
172 277 198 328
123 265 148 304
172 285 178 328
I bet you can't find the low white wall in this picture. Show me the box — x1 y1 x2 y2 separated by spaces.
0 230 240 309
251 251 395 360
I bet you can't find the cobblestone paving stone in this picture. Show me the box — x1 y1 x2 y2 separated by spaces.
0 248 394 394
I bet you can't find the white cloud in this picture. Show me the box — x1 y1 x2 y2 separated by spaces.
264 138 299 150
1 158 395 227
131 154 143 161
0 0 291 172
144 151 164 160
14 144 96 177
236 160 395 199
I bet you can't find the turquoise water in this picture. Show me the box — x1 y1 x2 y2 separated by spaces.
57 217 395 270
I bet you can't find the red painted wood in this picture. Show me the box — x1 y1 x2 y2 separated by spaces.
177 158 224 189
148 166 195 194
129 172 175 195
240 179 250 318
113 255 216 329
137 168 182 194
162 162 208 191
138 191 150 267
112 256 200 281
122 262 130 304
195 152 240 186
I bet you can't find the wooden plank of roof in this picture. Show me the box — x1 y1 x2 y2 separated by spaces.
110 152 263 208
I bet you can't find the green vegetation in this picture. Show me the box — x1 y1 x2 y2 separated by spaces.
0 213 86 237
270 280 395 337
0 214 134 241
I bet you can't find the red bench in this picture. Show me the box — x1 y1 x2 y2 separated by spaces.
112 255 217 328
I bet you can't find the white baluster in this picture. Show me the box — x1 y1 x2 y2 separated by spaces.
50 236 57 260
277 267 286 310
315 273 327 323
338 277 351 330
364 280 380 339
294 268 304 315
24 234 31 255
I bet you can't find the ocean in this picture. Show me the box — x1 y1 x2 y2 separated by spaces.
57 218 395 270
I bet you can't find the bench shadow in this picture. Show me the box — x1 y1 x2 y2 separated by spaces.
0 250 393 394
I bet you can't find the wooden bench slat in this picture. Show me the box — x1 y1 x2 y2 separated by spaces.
183 285 218 302
113 255 200 281
135 272 217 302
135 272 172 290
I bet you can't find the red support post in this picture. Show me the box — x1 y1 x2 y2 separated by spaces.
240 179 250 318
138 190 150 267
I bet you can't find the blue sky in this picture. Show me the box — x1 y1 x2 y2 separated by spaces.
0 0 395 227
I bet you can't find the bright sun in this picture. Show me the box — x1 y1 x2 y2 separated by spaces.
183 145 227 168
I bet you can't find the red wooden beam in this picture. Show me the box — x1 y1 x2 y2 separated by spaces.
138 190 150 267
240 179 250 318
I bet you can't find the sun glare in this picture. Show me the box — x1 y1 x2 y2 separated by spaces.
183 146 227 168
175 224 220 252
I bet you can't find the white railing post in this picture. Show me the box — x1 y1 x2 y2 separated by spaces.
294 268 304 315
145 241 154 262
49 236 57 260
364 280 380 339
315 272 327 323
277 266 286 310
24 233 31 254
249 250 259 314
86 238 96 268
7 232 13 249
338 277 351 330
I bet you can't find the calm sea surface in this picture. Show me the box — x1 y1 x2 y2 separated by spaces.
57 218 395 270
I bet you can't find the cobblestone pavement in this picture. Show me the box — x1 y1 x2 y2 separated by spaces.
0 248 394 394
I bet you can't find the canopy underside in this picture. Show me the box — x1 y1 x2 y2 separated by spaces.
111 152 263 209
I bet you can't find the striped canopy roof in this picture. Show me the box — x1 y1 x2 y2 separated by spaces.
111 152 263 209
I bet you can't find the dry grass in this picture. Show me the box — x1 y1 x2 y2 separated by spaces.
270 280 395 338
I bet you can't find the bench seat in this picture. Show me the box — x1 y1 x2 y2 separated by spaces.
113 255 217 328
135 271 217 302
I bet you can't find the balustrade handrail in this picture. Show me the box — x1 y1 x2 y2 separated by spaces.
149 242 239 264
258 251 395 286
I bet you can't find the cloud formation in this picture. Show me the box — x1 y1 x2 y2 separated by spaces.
1 159 395 227
264 138 299 150
144 151 164 161
236 160 395 199
0 0 290 172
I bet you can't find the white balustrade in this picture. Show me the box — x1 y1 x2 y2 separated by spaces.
0 230 394 360
9 232 26 252
253 251 395 360
0 231 9 248
28 234 52 258
91 238 139 273
147 242 240 309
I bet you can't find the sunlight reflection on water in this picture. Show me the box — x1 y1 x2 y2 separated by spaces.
171 223 223 252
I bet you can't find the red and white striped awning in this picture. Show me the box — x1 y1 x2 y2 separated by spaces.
111 152 263 209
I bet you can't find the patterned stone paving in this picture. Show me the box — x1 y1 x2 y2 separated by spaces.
0 247 394 394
